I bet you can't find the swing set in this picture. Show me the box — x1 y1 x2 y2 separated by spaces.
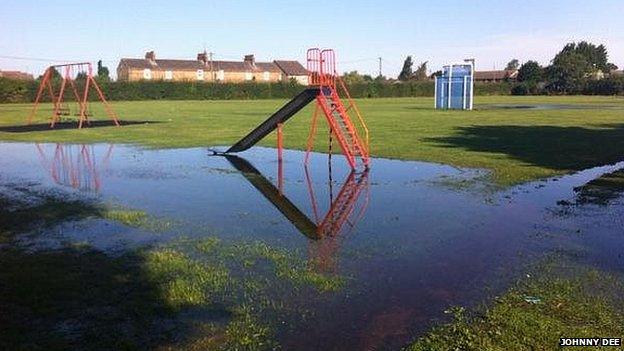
27 62 120 129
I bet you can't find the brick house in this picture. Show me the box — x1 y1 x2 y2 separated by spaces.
274 60 309 85
474 70 518 82
117 51 308 84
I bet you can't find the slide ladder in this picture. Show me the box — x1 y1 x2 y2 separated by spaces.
317 171 369 237
307 48 370 170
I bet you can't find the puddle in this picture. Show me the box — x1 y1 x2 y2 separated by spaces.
479 104 624 111
1 142 623 350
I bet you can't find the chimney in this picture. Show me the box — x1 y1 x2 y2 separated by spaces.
244 54 255 67
197 51 208 66
145 51 156 65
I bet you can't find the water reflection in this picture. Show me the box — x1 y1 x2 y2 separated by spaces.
36 143 113 193
224 155 369 273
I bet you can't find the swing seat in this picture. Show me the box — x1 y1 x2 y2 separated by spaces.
74 111 93 117
55 107 70 116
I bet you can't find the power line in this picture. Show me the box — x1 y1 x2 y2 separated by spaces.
0 54 84 62
337 57 379 64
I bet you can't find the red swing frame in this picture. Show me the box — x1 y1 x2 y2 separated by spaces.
27 62 120 129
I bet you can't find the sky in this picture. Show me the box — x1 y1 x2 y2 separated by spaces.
1 0 623 79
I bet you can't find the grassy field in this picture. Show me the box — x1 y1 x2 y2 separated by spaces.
1 95 624 185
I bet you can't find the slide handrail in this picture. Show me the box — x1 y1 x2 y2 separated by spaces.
336 76 370 155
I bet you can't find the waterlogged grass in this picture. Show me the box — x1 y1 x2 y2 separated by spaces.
212 240 345 292
573 168 624 205
102 207 174 232
142 248 229 309
224 305 279 351
0 187 101 242
102 208 149 227
122 237 345 349
0 187 346 350
407 264 624 351
0 235 344 350
0 189 171 242
2 96 624 185
137 237 346 349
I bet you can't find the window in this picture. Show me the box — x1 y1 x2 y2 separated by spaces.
244 72 252 81
196 69 204 81
216 70 225 81
263 71 270 81
164 70 173 80
143 68 151 80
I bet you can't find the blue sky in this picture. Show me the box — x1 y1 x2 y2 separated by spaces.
1 0 623 78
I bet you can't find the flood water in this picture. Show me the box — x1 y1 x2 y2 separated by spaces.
1 142 623 350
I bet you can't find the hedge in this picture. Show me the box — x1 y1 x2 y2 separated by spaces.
1 77 621 103
511 77 624 96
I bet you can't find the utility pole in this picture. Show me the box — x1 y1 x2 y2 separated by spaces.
378 57 382 78
209 51 215 81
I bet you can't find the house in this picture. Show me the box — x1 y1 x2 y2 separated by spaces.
610 69 624 77
474 70 518 83
273 60 309 85
116 51 308 84
0 70 34 80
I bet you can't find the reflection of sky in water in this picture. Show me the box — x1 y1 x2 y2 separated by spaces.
1 142 623 350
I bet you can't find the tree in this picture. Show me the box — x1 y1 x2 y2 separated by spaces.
413 61 428 81
374 75 388 83
514 60 544 95
75 72 88 81
547 51 591 93
571 41 611 73
429 70 443 79
341 71 373 85
546 41 617 93
97 60 110 81
505 59 520 71
517 61 542 83
38 67 61 81
398 56 413 81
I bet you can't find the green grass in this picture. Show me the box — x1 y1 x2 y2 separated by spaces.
2 95 624 185
407 263 624 351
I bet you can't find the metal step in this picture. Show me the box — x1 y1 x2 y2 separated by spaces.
319 91 368 169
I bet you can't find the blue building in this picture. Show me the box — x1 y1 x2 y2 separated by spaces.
434 61 474 110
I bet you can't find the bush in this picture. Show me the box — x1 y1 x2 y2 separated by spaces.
582 77 624 95
511 82 545 96
0 78 31 103
511 83 529 95
475 82 513 95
